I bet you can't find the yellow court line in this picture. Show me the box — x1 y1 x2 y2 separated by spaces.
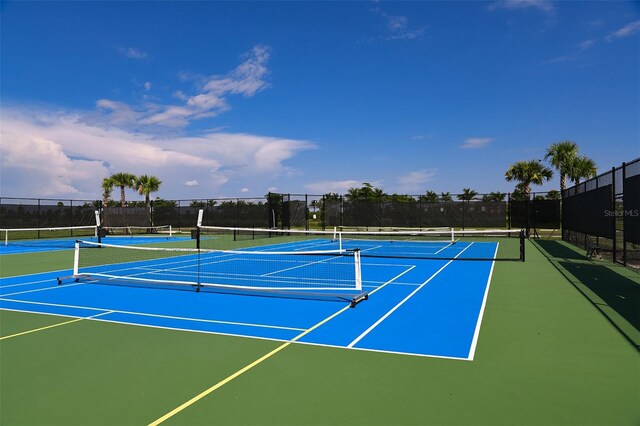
148 303 354 426
0 311 113 341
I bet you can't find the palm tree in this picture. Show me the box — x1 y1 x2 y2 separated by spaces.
136 175 162 207
457 188 478 201
101 177 114 207
544 141 578 191
420 190 438 203
439 192 453 202
110 172 137 207
545 190 561 200
505 160 553 196
567 155 597 185
482 192 506 202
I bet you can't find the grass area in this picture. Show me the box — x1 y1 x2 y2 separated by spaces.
1 239 639 425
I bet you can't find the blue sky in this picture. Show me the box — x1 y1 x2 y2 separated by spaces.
1 1 639 201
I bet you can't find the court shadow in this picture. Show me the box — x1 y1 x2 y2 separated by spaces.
535 239 586 260
558 261 640 335
533 240 640 350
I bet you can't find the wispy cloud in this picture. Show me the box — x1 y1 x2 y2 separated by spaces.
117 47 149 60
410 134 433 140
461 137 494 149
396 170 436 193
606 20 640 42
578 39 596 51
100 45 271 128
371 8 426 41
487 0 555 14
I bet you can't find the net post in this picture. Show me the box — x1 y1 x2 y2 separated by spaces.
169 225 173 238
196 209 204 249
353 249 362 291
450 227 455 243
73 241 80 275
3 229 7 246
520 229 526 262
339 231 343 252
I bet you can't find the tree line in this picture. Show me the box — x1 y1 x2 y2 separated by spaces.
97 141 596 207
343 140 595 203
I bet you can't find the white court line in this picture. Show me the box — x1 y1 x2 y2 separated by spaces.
1 282 83 298
434 241 455 254
260 254 341 277
0 277 59 289
466 242 500 361
347 243 474 348
0 297 306 332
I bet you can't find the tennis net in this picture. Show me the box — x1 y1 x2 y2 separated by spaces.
101 225 173 236
1 225 98 247
198 225 525 261
59 240 367 305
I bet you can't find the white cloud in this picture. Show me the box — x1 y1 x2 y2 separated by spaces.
371 8 426 41
487 0 555 14
101 45 270 128
0 106 315 199
396 170 437 193
240 188 250 193
578 39 595 51
144 82 152 91
461 137 494 149
118 47 149 60
303 180 386 194
606 20 640 42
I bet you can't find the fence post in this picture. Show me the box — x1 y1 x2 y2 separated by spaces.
622 162 627 267
507 192 511 230
612 166 617 264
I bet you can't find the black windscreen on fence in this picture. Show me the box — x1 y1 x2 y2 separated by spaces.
283 200 306 228
202 202 269 228
465 201 508 228
103 207 150 227
0 201 97 229
326 198 511 229
342 201 383 228
562 184 614 238
623 174 640 244
510 200 561 229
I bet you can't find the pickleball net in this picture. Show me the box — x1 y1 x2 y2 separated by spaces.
59 240 367 306
198 225 525 261
1 225 99 247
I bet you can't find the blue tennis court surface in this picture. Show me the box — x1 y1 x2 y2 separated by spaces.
0 239 499 360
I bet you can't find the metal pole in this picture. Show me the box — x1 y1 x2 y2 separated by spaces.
611 166 616 263
622 162 627 266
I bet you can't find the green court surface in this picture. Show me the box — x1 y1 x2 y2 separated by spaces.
1 239 639 425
